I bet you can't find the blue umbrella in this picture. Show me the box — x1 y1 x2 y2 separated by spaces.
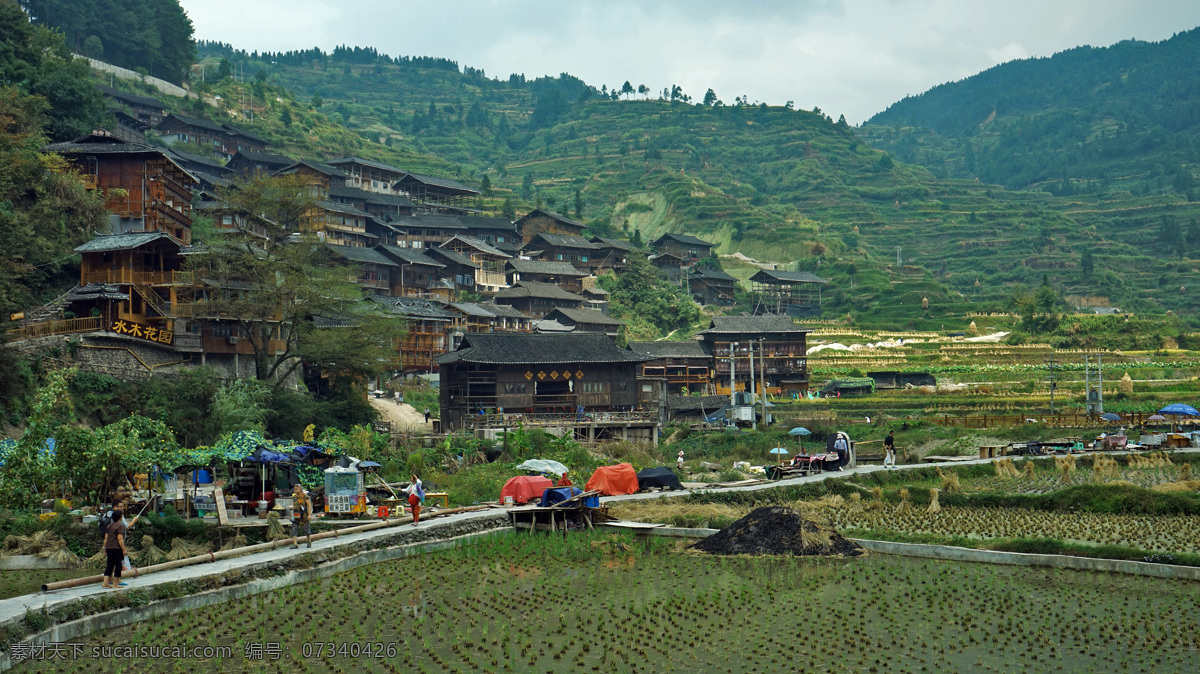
1100 413 1121 422
1159 404 1199 417
788 427 812 436
769 448 790 455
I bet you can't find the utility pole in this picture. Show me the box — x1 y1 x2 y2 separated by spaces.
749 341 756 431
728 342 738 425
759 338 768 427
896 246 902 266
1044 356 1058 415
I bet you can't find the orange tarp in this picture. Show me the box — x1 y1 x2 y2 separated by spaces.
500 475 553 504
585 463 640 496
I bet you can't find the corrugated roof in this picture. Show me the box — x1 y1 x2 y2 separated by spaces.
532 232 600 249
325 156 404 174
325 243 396 266
506 259 586 276
394 171 479 195
700 315 812 334
544 307 624 326
749 269 830 284
495 281 584 301
74 231 177 253
438 332 645 365
628 341 712 359
376 245 444 267
653 232 715 248
516 208 587 230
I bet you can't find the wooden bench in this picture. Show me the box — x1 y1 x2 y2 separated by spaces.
978 445 1001 459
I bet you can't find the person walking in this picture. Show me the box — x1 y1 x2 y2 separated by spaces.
406 474 424 527
393 390 400 405
100 510 128 589
424 408 431 423
289 483 312 549
884 431 896 470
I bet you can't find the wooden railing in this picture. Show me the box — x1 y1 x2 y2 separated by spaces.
470 410 658 428
7 316 101 340
81 270 193 286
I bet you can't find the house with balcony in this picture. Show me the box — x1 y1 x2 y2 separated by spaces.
627 340 714 394
375 245 448 299
493 281 585 318
542 307 624 339
44 132 197 245
392 172 479 212
688 267 739 307
651 232 716 264
528 232 604 275
436 236 511 294
226 150 296 176
749 268 830 317
437 332 650 436
328 185 417 222
371 296 457 373
325 156 407 194
589 236 635 270
505 259 587 294
516 208 587 244
698 315 813 395
324 244 397 296
97 85 165 126
156 113 267 158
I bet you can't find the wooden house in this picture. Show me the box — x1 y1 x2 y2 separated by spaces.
651 233 715 264
156 113 266 157
437 236 511 294
97 85 165 126
459 216 520 248
324 244 397 295
505 259 586 293
699 316 813 394
69 232 187 331
528 232 604 275
226 150 295 176
627 340 714 394
581 286 611 313
494 281 585 318
479 302 534 333
689 267 739 306
437 332 646 430
516 209 587 244
325 156 407 194
106 109 151 143
274 160 347 200
382 214 516 249
43 132 197 244
371 297 457 373
749 269 829 317
648 252 687 282
374 245 448 299
424 246 480 295
589 236 635 270
328 186 417 222
542 307 624 338
392 172 479 212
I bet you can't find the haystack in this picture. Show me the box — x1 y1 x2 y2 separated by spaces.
692 507 863 557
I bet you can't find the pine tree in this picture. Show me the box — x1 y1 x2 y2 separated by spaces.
1081 247 1095 277
480 174 492 197
574 189 583 218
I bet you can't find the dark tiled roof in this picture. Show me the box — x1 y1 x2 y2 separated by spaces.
544 307 624 326
277 160 349 179
159 112 226 134
516 208 587 230
66 283 128 301
692 267 737 282
749 269 830 284
230 150 295 167
701 315 812 334
506 259 586 276
478 302 530 319
583 286 610 296
628 341 712 359
329 185 417 208
325 156 404 174
532 232 600 250
393 172 478 195
97 85 163 110
376 245 444 267
668 395 729 412
590 236 635 251
437 332 645 365
316 201 374 219
442 235 510 259
44 135 161 155
494 281 584 302
325 244 396 266
460 216 517 231
425 247 479 269
533 319 573 333
445 302 496 318
653 232 715 248
370 296 456 320
74 231 177 253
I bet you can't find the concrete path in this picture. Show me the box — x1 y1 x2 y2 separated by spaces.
4 446 1197 628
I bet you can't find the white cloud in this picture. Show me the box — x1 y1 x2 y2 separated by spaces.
180 0 1200 123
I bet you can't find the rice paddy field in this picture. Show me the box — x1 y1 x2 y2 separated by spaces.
18 531 1200 673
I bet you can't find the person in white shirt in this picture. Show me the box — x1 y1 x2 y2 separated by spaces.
677 450 685 471
405 474 423 527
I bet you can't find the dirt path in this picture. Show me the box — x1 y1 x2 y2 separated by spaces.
370 397 432 432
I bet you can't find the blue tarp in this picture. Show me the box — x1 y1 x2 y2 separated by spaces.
538 486 582 507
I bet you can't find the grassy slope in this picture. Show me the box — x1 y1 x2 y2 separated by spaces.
174 44 1200 322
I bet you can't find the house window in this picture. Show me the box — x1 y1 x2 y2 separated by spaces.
579 256 588 262
616 381 628 392
556 254 564 261
211 324 232 338
362 271 380 281
504 383 527 394
579 382 606 394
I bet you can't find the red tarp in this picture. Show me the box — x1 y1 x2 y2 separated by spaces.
585 463 640 496
500 475 554 504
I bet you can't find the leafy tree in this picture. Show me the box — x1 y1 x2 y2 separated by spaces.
310 93 323 109
210 379 270 436
501 196 515 220
1081 247 1095 277
598 254 701 339
703 88 718 106
521 173 534 200
479 173 492 196
573 188 583 218
280 106 293 128
216 58 233 81
80 34 102 58
621 81 634 99
530 88 568 127
1035 276 1058 314
637 84 648 98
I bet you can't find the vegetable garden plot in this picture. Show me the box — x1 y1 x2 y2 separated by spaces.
0 570 83 600
23 532 1200 673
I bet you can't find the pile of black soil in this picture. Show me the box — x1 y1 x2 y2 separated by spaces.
692 506 864 557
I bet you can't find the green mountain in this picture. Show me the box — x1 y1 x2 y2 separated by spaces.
145 39 1200 323
862 28 1200 199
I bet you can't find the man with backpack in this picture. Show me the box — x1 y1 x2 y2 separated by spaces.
289 483 312 549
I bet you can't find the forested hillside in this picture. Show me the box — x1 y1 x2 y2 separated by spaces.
863 28 1200 199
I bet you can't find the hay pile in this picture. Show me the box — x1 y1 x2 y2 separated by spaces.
1 531 81 567
692 507 863 557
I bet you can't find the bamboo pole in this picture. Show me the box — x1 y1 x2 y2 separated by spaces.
43 506 486 592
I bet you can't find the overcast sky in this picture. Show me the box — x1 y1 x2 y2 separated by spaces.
180 0 1200 124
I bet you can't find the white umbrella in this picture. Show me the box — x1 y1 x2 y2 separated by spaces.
515 459 569 476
